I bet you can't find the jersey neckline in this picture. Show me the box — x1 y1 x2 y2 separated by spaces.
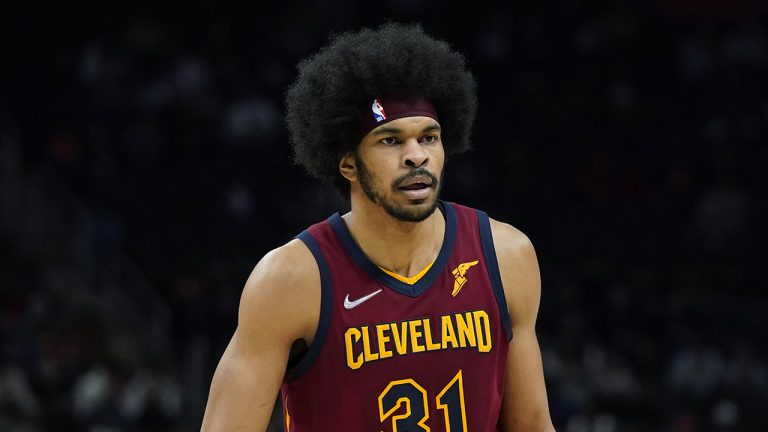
328 201 457 298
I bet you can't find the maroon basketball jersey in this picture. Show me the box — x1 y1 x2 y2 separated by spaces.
281 201 512 431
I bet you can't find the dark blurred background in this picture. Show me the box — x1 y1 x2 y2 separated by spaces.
1 1 767 431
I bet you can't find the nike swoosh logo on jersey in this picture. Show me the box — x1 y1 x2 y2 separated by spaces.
344 289 383 310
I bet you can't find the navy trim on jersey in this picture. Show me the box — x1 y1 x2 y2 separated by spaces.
477 210 513 341
328 201 457 298
287 230 334 379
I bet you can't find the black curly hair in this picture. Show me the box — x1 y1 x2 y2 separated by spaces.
285 22 477 196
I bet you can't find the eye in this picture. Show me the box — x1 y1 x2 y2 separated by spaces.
421 134 439 144
380 137 399 145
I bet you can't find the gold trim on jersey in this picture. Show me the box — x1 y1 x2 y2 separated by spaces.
378 259 435 285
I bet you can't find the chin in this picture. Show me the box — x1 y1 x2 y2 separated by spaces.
383 197 439 223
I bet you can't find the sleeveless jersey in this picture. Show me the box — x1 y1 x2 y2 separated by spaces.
281 201 512 432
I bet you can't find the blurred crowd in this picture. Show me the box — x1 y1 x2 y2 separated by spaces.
1 2 767 431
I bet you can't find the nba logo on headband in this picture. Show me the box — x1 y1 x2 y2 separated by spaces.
371 99 387 122
358 97 438 137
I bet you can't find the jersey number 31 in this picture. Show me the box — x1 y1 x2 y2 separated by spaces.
378 370 467 432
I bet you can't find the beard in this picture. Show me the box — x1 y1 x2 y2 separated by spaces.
355 154 441 223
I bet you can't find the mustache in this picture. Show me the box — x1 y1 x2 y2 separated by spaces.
392 168 439 188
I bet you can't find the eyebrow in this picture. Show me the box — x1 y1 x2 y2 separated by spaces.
371 123 442 136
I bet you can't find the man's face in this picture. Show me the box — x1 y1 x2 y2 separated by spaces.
352 116 445 222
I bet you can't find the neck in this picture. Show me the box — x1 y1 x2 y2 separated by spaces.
342 193 445 277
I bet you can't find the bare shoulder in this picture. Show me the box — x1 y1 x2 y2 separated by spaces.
201 239 320 431
488 218 536 262
238 238 321 344
488 218 541 324
242 238 319 299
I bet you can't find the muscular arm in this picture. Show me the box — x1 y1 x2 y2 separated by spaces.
201 240 320 431
491 220 556 432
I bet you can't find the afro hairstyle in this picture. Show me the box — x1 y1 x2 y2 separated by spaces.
285 22 477 196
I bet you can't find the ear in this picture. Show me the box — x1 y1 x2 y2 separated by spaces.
339 152 357 182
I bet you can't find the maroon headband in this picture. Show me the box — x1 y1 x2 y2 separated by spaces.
358 96 439 137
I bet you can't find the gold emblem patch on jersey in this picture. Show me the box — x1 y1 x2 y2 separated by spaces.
451 260 479 297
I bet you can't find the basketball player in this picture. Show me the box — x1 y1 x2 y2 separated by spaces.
202 23 555 431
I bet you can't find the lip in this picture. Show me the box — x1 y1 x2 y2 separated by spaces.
398 175 434 188
398 184 432 200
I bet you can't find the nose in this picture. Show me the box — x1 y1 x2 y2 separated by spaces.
402 138 428 168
